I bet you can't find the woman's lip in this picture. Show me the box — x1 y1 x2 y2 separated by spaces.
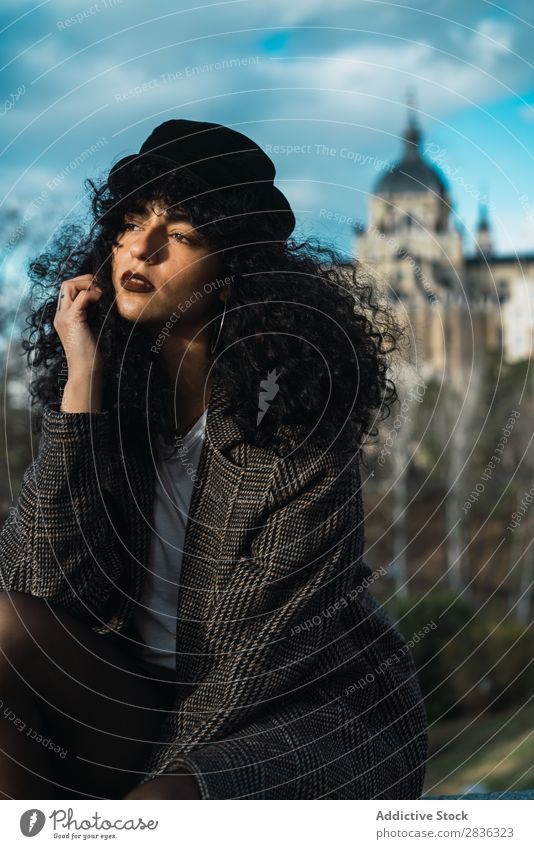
120 277 154 292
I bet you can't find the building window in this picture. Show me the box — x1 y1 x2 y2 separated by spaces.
497 280 509 303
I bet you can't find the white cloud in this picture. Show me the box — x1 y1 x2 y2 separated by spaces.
2 0 533 260
473 17 515 54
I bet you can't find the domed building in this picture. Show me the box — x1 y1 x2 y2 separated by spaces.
356 95 464 298
354 94 534 375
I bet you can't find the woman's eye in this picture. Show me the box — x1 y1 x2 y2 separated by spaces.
121 223 191 243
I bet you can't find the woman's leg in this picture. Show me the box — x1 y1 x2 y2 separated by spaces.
0 590 176 800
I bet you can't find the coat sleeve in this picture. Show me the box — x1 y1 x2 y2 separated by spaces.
0 402 127 629
139 445 426 798
156 687 426 800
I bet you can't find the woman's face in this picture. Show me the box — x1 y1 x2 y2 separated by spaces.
110 198 225 335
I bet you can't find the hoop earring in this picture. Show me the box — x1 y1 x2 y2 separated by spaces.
210 296 228 355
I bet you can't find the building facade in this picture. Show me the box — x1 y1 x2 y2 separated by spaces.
354 101 534 376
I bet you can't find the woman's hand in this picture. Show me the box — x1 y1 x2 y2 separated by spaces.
53 274 104 382
123 772 202 799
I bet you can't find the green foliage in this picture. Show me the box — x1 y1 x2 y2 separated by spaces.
387 591 534 723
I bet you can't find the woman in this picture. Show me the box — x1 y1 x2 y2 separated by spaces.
0 119 428 800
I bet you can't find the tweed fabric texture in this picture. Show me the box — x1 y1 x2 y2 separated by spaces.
0 378 428 798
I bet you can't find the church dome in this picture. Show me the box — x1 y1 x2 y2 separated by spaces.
375 107 448 196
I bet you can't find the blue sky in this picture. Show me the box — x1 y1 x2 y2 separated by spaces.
1 0 533 278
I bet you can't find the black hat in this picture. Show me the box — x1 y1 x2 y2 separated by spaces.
108 118 295 240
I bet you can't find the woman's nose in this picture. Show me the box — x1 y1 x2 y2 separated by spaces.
129 229 165 261
129 240 150 261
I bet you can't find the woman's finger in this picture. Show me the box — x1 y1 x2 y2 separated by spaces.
55 288 66 312
56 276 99 311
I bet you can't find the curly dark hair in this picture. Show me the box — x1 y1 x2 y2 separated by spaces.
23 155 407 470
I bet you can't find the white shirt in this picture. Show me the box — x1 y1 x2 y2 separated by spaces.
131 409 207 673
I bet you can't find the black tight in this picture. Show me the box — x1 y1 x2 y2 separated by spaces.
0 591 176 800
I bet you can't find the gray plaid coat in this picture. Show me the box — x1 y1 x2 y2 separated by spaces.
0 377 428 799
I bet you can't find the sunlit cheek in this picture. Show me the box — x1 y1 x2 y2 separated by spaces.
158 264 189 291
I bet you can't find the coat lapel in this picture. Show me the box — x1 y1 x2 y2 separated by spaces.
115 376 276 685
171 377 275 688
